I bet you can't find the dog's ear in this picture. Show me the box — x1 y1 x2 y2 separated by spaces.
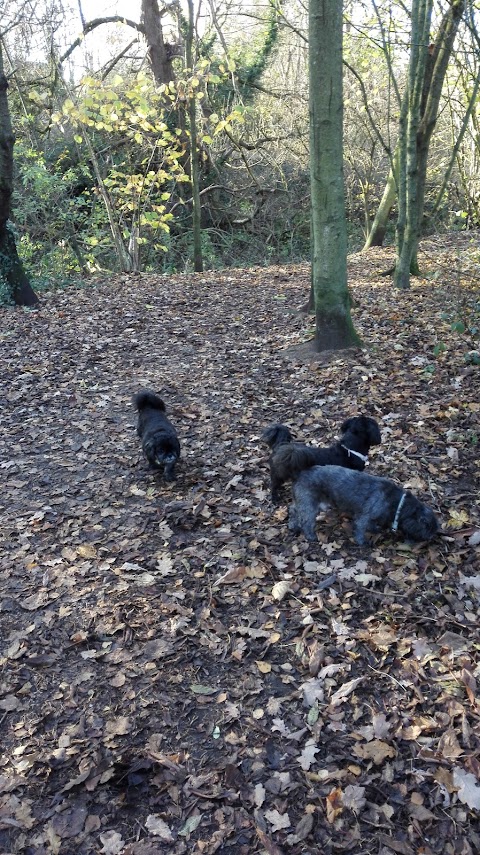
134 391 166 412
366 418 382 445
262 424 293 448
262 425 278 445
341 417 354 433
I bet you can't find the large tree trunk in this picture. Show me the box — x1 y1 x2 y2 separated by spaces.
309 0 360 350
0 224 39 307
141 0 175 87
0 51 38 307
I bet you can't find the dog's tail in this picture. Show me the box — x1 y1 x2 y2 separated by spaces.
273 444 327 479
262 424 294 449
134 390 166 412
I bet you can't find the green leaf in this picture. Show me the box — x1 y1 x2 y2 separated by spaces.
190 684 217 695
179 814 203 836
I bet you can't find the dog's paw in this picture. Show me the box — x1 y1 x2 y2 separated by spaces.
353 535 370 546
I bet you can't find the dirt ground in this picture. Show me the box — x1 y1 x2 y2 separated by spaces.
1 235 479 854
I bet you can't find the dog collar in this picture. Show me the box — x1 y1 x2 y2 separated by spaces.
341 445 369 464
392 493 406 532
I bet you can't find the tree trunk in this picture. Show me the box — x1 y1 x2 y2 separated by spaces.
362 147 399 249
0 49 38 307
410 0 466 268
186 0 203 272
309 0 360 350
364 0 465 255
141 0 175 87
394 0 433 290
0 224 39 306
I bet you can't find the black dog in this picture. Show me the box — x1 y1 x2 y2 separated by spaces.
263 415 381 503
289 465 438 545
134 391 180 481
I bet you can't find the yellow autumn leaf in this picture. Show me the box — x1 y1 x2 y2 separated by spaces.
448 509 469 529
77 544 97 558
271 580 292 601
256 660 272 674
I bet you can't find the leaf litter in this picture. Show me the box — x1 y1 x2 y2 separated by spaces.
0 235 480 853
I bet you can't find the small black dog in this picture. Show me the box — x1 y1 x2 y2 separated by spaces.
289 465 438 545
263 415 381 503
134 391 180 480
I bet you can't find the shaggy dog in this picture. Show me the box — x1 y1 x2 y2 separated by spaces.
134 391 180 480
289 465 438 545
263 415 381 503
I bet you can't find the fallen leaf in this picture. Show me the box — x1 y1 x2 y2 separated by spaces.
326 787 343 823
145 814 174 841
265 808 291 832
342 784 366 813
438 728 463 760
453 767 480 809
99 830 125 854
300 678 325 706
178 813 203 836
254 782 266 807
255 827 285 855
77 544 96 559
298 741 319 771
448 509 469 529
0 695 20 711
214 566 247 585
329 676 364 706
106 716 131 736
353 740 396 764
459 573 480 590
190 684 217 695
271 580 293 601
287 811 314 843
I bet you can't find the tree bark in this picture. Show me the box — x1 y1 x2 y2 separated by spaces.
362 147 399 249
410 0 466 268
309 0 360 350
0 50 39 307
186 0 203 272
394 0 433 290
364 0 465 254
141 0 175 87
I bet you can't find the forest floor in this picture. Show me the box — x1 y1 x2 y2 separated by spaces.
1 233 480 855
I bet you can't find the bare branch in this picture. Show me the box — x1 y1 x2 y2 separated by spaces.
59 17 145 66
